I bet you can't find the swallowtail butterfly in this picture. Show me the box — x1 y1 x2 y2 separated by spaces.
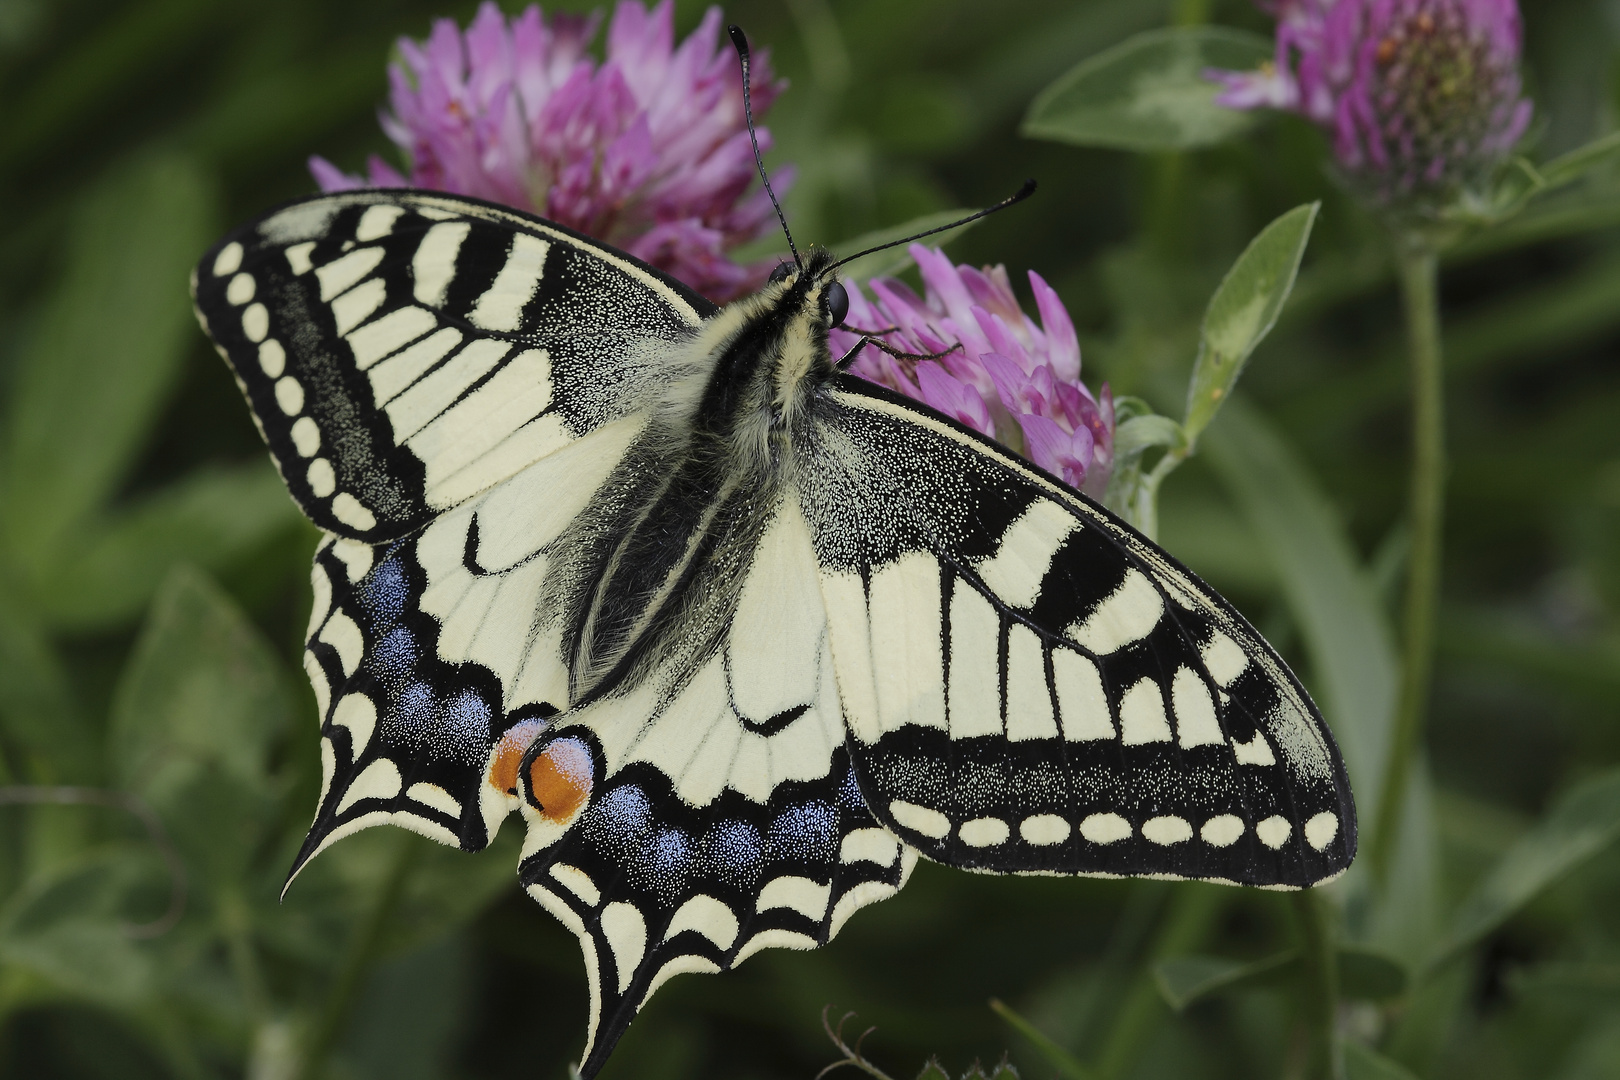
192 35 1354 1075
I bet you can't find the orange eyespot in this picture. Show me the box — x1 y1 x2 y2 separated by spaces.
488 718 548 795
527 737 594 823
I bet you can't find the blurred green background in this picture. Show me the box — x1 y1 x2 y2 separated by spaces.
2 0 1619 1078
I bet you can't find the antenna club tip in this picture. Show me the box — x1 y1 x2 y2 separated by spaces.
1017 178 1037 198
728 24 749 55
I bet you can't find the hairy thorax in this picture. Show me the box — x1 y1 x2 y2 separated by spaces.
540 264 840 708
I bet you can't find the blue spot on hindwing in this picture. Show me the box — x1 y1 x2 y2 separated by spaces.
360 558 408 627
632 826 694 905
433 689 490 763
769 800 837 863
703 819 764 890
371 628 418 682
585 784 652 858
396 681 434 736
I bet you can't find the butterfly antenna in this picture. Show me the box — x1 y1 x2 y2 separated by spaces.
729 24 800 271
830 179 1038 273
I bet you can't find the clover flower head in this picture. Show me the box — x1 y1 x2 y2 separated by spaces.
830 245 1114 496
311 0 792 301
1211 0 1532 208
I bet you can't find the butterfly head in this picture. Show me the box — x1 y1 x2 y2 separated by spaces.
766 249 850 331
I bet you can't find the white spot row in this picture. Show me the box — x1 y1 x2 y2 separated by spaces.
889 800 1340 852
229 229 381 533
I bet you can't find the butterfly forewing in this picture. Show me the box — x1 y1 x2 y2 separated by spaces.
799 377 1356 887
191 191 715 543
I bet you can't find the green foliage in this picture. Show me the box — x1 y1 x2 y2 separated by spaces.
1430 768 1620 971
2 0 1618 1077
1153 946 1406 1012
1183 203 1317 445
1022 27 1272 152
3 154 220 581
1105 204 1318 539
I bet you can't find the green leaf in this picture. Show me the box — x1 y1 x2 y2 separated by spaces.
1429 767 1620 971
1343 1041 1422 1080
35 461 302 632
916 1061 953 1080
831 208 983 283
989 998 1096 1080
2 153 219 575
1199 402 1396 801
1154 952 1293 1011
1538 131 1620 190
1021 27 1272 152
112 566 289 789
1338 946 1410 1001
1154 947 1406 1012
0 596 91 780
1183 204 1319 445
1200 405 1440 961
110 566 292 883
0 849 160 1007
1112 414 1184 459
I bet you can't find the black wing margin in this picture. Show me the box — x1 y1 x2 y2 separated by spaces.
799 375 1356 889
191 190 717 543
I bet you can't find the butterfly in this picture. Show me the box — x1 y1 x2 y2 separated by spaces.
190 36 1355 1077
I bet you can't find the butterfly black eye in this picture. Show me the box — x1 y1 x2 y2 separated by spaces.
768 262 793 284
826 281 849 328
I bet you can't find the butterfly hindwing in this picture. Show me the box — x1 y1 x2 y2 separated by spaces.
298 532 527 870
191 190 716 544
511 492 914 1072
799 376 1356 888
518 738 912 1077
297 415 659 871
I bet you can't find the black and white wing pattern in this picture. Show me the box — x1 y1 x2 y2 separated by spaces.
798 377 1357 888
192 190 714 543
194 187 1356 1080
510 484 913 1076
191 191 718 867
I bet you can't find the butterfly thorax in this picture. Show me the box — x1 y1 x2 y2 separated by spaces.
550 254 841 706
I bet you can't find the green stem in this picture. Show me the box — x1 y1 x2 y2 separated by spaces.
1131 446 1188 542
1370 241 1445 882
291 832 417 1080
1292 891 1341 1080
1096 884 1221 1079
219 887 269 1024
989 998 1097 1080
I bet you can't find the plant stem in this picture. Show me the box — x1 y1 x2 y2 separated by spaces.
1096 884 1221 1079
1292 891 1341 1080
219 886 269 1024
291 832 417 1080
1371 241 1445 882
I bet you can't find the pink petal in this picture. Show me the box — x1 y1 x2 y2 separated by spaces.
916 363 995 437
309 155 363 190
1029 270 1081 383
1018 412 1095 490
